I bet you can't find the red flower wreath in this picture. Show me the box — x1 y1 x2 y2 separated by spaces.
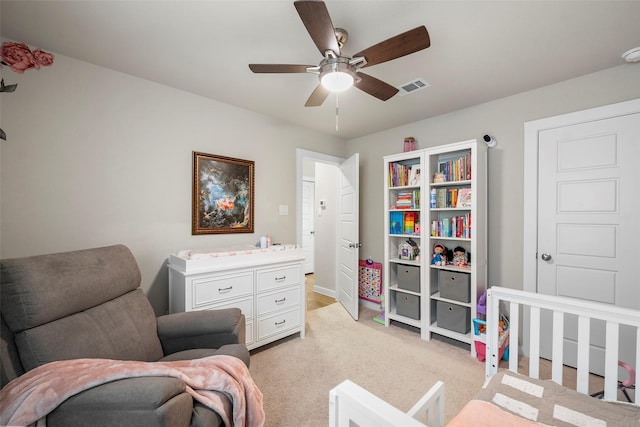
0 41 55 140
1 42 54 73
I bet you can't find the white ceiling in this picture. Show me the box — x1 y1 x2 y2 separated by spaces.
2 1 639 139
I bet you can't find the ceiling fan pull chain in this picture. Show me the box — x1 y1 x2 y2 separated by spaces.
335 93 339 132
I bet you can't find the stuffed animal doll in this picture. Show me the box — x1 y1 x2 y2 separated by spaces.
452 246 468 266
432 243 447 266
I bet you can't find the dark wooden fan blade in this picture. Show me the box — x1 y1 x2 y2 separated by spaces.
294 0 340 56
305 84 330 107
354 72 399 101
249 64 313 73
354 26 430 68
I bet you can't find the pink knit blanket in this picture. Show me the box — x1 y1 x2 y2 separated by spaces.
0 355 265 427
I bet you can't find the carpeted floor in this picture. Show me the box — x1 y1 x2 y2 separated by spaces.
248 303 487 426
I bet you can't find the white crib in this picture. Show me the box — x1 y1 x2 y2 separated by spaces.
329 286 640 426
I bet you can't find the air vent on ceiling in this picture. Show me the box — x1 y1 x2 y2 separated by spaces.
397 78 430 96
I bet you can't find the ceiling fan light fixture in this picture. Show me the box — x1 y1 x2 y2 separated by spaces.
321 71 354 92
319 60 356 92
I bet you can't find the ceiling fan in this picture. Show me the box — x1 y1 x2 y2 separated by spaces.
248 0 430 107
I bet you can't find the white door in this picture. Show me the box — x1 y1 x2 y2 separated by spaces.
302 180 315 274
337 153 360 320
536 112 640 373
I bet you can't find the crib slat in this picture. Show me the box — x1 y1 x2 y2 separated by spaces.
576 315 590 394
485 288 501 378
603 321 619 401
551 310 564 385
509 301 519 373
529 306 540 379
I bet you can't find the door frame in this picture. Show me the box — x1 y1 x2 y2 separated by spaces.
296 149 345 248
523 98 640 294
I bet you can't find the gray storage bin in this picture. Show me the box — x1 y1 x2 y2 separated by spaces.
436 301 470 333
397 265 420 292
396 293 420 320
439 270 470 303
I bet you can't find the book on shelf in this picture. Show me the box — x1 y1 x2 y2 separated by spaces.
390 211 403 234
389 162 420 187
408 165 421 186
394 189 421 209
435 188 464 208
457 188 471 208
437 152 472 182
395 191 413 208
436 188 446 208
430 214 471 238
390 211 420 235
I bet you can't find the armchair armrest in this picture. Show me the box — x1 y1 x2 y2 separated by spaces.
157 308 245 355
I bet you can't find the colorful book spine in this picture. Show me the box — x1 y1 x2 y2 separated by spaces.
430 214 472 238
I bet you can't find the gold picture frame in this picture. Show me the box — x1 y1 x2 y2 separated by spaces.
192 152 255 235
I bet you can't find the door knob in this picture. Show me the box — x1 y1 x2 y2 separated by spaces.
541 253 552 261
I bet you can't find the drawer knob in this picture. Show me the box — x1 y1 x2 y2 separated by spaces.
275 276 286 282
218 286 233 293
275 297 287 304
275 319 286 326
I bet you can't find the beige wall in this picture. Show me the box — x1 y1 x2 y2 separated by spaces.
3 46 639 315
347 65 640 293
0 50 346 314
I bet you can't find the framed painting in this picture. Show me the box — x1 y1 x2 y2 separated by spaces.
192 152 255 235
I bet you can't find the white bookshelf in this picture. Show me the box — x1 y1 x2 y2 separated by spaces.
383 140 487 355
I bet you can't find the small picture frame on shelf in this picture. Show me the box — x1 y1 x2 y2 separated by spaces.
409 165 421 186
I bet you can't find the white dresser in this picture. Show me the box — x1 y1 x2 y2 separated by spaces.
168 245 306 350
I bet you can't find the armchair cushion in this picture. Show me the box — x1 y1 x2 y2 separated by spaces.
1 244 141 331
15 289 164 372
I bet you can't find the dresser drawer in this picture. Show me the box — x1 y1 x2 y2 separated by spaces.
200 295 254 320
192 271 253 308
257 264 302 292
257 287 300 316
257 308 301 340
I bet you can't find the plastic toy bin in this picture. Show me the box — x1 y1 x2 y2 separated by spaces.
473 318 509 362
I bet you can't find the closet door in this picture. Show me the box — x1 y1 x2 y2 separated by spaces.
536 111 640 374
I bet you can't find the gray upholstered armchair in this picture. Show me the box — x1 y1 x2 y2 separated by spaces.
0 244 251 426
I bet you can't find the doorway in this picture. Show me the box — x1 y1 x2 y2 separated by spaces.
523 98 640 373
296 149 361 320
296 149 344 302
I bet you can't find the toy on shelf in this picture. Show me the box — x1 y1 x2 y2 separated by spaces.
452 246 468 267
399 239 420 260
432 243 447 266
473 314 510 362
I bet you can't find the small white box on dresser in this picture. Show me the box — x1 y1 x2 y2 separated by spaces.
167 245 305 350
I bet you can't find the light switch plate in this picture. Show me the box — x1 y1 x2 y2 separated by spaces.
279 205 289 216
